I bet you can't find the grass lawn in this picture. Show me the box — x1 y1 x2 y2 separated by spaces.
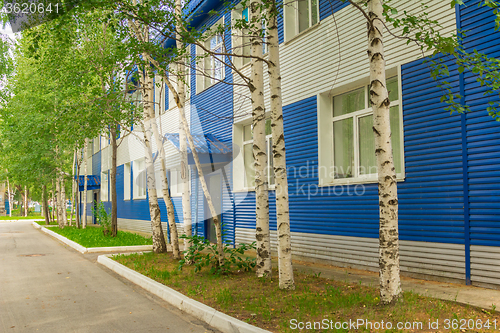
50 226 152 248
36 220 58 225
114 252 500 333
0 216 45 220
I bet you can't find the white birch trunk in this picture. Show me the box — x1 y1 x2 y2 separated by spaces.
250 0 271 278
83 139 88 229
70 150 76 226
150 77 180 259
176 0 192 251
24 186 28 217
61 176 68 226
56 177 63 228
142 64 167 254
267 1 294 290
367 0 402 304
6 176 11 218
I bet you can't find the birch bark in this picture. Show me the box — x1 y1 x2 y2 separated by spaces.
150 77 180 259
142 65 168 254
175 0 192 251
70 150 76 226
56 177 63 228
6 176 11 218
250 0 271 278
110 125 118 237
24 186 28 217
267 0 294 290
82 139 88 229
42 185 50 225
367 0 402 304
61 176 68 226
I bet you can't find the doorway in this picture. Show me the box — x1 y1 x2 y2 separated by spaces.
204 173 221 243
93 191 99 224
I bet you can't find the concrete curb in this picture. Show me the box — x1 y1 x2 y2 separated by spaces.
33 222 153 254
97 254 271 333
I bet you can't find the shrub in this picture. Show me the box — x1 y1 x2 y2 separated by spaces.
92 202 112 236
178 234 256 275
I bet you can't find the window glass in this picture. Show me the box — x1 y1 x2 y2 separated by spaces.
333 118 353 178
359 115 376 175
265 119 272 135
244 124 253 141
390 105 402 174
298 0 309 33
311 0 318 25
333 88 365 117
387 77 398 101
244 143 255 187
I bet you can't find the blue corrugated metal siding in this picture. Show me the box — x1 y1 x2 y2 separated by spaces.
319 0 349 21
461 0 500 247
114 164 183 226
189 8 235 244
234 61 472 246
235 96 381 238
92 151 101 176
400 58 466 244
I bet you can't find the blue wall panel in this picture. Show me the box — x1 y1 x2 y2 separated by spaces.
92 151 101 176
460 0 500 246
189 7 235 244
319 0 349 21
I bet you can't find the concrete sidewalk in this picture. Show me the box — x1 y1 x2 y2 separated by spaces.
293 259 500 311
0 220 219 333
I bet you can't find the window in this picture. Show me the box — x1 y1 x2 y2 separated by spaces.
93 137 100 154
196 18 225 93
124 163 131 200
133 158 147 199
232 6 267 69
169 168 189 196
101 171 109 201
318 76 404 184
242 119 275 188
284 0 318 41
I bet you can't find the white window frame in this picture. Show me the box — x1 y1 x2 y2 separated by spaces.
101 171 109 202
133 158 147 199
317 69 405 186
124 162 131 201
170 168 189 196
196 18 225 94
241 120 275 190
232 6 268 69
284 0 319 42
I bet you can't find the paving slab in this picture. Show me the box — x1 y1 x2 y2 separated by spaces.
0 220 219 333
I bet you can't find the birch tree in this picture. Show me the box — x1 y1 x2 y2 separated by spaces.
264 0 295 290
249 0 271 278
141 65 168 253
175 0 192 254
366 0 401 304
82 139 88 229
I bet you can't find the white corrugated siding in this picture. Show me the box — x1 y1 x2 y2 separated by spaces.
118 218 185 238
236 228 465 281
233 0 456 116
471 246 500 286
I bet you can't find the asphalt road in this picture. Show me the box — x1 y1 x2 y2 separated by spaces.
0 221 218 333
